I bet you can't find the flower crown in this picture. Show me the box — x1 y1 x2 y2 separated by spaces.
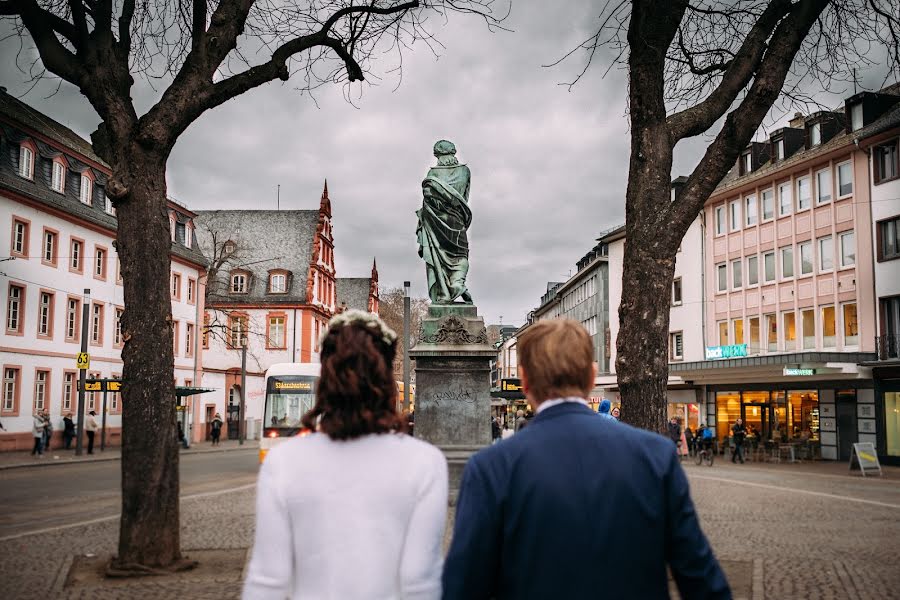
319 309 398 348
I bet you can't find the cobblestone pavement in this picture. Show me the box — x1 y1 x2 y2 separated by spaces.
1 461 898 598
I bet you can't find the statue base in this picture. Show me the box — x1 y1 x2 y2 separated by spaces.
410 304 495 497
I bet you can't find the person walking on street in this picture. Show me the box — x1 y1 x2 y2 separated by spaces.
85 411 99 454
31 411 46 456
611 405 620 420
63 413 76 449
442 319 729 600
731 418 746 464
597 398 616 421
491 416 501 443
211 413 224 446
514 409 527 432
667 417 682 453
42 409 53 452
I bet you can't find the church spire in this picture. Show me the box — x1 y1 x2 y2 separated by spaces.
319 179 331 217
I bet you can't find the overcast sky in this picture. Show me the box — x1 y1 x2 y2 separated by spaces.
0 2 891 327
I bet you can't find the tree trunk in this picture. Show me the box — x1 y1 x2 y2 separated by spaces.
111 148 184 570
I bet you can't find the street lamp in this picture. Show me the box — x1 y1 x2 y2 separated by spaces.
74 288 90 456
239 335 247 445
403 281 411 416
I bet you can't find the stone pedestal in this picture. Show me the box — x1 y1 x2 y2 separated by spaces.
410 304 495 495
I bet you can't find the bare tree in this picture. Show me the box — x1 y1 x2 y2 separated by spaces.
378 284 429 382
555 0 899 432
0 0 502 572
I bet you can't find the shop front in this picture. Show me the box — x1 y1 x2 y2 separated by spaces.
869 363 900 465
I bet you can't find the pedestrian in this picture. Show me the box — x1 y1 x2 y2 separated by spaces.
667 416 682 455
491 416 501 443
31 411 46 457
42 409 53 451
597 398 616 421
731 417 746 464
177 421 188 449
85 410 99 454
243 309 447 599
514 409 527 432
611 405 620 420
442 319 729 599
63 413 76 449
210 412 223 446
684 425 695 456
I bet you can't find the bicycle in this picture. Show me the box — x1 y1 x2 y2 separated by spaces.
695 443 714 466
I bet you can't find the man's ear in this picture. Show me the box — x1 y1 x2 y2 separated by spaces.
519 366 534 409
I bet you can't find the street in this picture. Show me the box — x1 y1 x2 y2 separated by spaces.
1 454 899 598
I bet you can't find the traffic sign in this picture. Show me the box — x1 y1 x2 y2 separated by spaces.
76 352 90 369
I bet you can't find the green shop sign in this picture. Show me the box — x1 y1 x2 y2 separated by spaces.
705 344 748 360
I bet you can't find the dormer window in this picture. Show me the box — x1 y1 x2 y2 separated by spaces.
80 174 93 205
269 273 287 293
184 223 193 249
104 195 115 215
774 138 785 161
809 122 821 147
849 102 863 131
51 161 66 193
169 215 176 241
18 145 34 179
739 151 752 176
231 271 249 293
224 241 236 255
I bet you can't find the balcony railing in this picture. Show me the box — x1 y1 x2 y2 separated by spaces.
876 334 899 360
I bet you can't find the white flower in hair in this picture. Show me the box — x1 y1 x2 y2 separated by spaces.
320 309 398 347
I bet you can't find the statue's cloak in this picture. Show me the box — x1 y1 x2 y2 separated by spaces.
416 163 472 303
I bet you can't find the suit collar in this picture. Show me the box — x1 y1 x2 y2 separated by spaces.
532 400 594 423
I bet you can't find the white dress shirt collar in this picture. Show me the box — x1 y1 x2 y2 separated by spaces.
535 396 590 415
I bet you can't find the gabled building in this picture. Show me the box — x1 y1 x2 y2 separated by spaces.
336 259 380 314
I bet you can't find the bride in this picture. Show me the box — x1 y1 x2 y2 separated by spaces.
243 310 448 599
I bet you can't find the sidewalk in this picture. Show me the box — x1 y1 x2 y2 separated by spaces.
0 439 259 471
682 452 900 479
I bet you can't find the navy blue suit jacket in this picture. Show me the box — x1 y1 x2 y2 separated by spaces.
442 402 730 600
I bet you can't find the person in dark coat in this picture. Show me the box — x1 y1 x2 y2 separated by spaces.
63 413 76 449
442 319 729 600
490 417 501 443
210 413 223 446
731 418 747 464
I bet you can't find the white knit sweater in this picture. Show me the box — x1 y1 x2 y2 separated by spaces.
243 432 448 600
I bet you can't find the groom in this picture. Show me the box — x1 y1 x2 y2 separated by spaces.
442 319 730 599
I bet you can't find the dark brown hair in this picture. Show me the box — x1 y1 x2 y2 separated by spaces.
301 321 406 440
518 319 594 403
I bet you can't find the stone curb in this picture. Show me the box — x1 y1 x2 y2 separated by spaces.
0 444 258 471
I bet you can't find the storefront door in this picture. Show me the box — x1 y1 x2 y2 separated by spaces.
742 403 767 441
836 397 857 461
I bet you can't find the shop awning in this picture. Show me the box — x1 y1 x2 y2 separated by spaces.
670 351 876 385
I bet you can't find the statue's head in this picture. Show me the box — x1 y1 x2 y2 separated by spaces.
433 139 456 157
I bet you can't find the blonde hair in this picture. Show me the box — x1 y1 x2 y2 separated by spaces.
518 319 594 403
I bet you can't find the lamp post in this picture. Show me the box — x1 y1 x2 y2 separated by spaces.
239 336 247 445
403 281 411 414
74 288 90 456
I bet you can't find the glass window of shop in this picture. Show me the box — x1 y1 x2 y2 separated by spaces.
715 389 817 444
715 392 741 442
668 403 701 431
741 391 770 441
787 391 819 440
886 392 900 457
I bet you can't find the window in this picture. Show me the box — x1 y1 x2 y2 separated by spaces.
717 263 727 292
173 320 180 356
110 375 121 412
672 277 682 305
729 200 741 231
749 317 760 353
38 291 53 337
66 298 80 340
115 308 124 346
809 122 821 147
105 195 115 215
186 324 194 357
764 252 776 282
715 205 725 235
231 272 247 294
33 370 48 411
878 217 900 261
18 145 34 179
95 247 106 279
733 318 744 345
11 218 28 256
761 189 774 220
778 182 792 217
80 174 92 204
230 315 248 348
842 303 858 346
796 176 811 210
6 284 24 333
781 246 794 278
171 272 181 300
802 309 815 349
816 169 832 203
775 138 785 161
821 305 836 348
783 311 797 351
732 259 742 289
837 162 853 196
62 372 75 412
268 316 286 348
270 273 287 293
669 332 684 361
744 196 757 226
747 255 759 286
87 371 99 411
187 278 195 304
3 367 19 412
51 161 65 192
818 236 833 272
766 314 778 352
799 241 813 275
184 224 193 249
70 239 83 272
91 302 103 344
42 229 57 265
874 140 899 184
740 152 752 175
840 231 855 267
849 102 863 131
718 321 728 346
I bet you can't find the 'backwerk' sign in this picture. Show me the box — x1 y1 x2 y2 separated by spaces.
705 344 748 360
